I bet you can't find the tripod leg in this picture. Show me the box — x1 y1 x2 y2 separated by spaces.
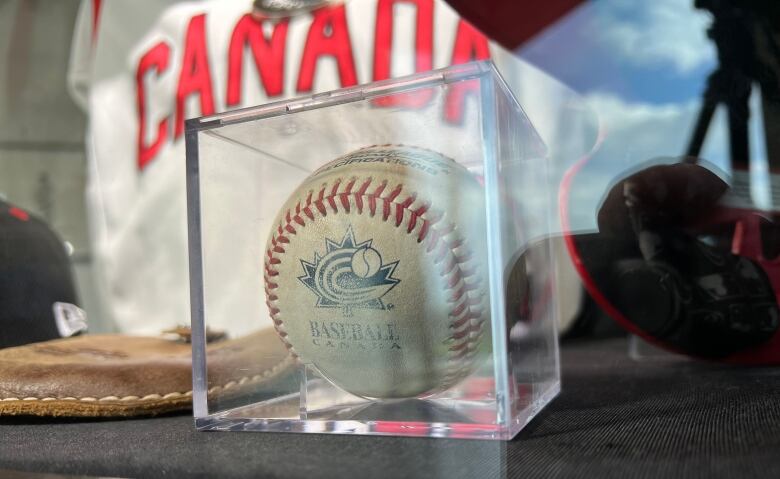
723 82 752 210
756 77 780 208
727 86 751 169
686 99 718 158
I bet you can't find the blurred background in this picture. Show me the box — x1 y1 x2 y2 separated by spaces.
0 0 108 330
1 0 776 342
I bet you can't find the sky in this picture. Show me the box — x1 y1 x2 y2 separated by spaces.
521 0 716 104
513 0 775 230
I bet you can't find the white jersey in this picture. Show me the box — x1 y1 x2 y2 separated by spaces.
69 0 590 335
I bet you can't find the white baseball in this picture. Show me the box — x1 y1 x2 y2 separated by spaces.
264 145 487 398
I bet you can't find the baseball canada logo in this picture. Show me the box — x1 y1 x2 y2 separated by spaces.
299 226 400 315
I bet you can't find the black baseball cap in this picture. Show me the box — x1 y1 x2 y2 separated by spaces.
0 199 87 348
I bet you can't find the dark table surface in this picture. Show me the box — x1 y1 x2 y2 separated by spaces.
1 337 778 479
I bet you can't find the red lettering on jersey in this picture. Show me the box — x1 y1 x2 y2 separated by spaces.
175 14 215 138
91 0 103 43
372 0 434 108
296 6 358 92
227 15 289 106
136 41 171 171
445 20 490 124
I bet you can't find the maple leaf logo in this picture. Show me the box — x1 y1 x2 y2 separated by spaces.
299 226 400 315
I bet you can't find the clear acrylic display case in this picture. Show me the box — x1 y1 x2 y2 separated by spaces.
186 61 560 440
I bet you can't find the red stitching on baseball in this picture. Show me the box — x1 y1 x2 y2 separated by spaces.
450 302 468 318
446 271 463 288
449 344 474 358
449 278 480 300
425 230 440 252
451 322 483 340
434 242 450 263
418 220 430 242
451 311 482 329
386 184 403 203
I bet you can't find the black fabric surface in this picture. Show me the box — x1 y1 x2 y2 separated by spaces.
0 338 778 479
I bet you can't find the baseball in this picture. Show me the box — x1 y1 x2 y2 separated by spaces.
264 145 487 398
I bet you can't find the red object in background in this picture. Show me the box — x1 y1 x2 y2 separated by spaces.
560 156 780 365
696 207 780 300
692 206 780 364
445 0 585 50
8 206 30 222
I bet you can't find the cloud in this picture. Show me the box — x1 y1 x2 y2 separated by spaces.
584 91 710 160
562 91 730 231
595 0 716 73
